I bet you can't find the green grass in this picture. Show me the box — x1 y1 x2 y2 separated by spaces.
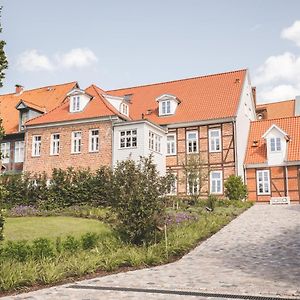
4 216 111 241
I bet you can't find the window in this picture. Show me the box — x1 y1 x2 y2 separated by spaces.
71 96 80 112
20 111 28 126
149 131 161 153
1 142 10 163
15 141 24 163
167 174 177 195
187 173 199 195
270 137 281 152
89 129 99 152
257 170 270 195
161 100 171 115
209 129 221 152
71 131 82 153
120 103 129 116
167 134 176 155
50 134 60 155
120 129 137 148
32 135 41 157
210 171 222 194
187 131 198 153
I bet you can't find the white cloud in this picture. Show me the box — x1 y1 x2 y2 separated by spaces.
258 84 300 102
57 48 98 68
16 48 98 72
16 49 54 71
281 20 300 47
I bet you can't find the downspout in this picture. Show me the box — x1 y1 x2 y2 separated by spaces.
110 116 114 171
233 119 238 176
285 166 289 197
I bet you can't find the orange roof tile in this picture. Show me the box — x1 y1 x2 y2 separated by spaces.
245 116 300 164
26 85 127 126
106 69 247 125
256 99 295 119
0 82 77 134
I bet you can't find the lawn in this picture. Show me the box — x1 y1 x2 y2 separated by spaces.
4 216 111 241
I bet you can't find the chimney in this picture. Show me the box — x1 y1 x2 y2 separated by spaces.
15 84 24 95
252 87 257 107
295 95 300 116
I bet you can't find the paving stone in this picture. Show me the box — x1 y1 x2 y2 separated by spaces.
2 205 300 299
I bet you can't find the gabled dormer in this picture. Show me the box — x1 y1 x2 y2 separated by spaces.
67 88 93 113
102 94 130 117
262 124 289 165
16 100 45 131
156 94 180 116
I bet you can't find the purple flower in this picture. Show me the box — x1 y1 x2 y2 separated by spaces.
9 205 40 217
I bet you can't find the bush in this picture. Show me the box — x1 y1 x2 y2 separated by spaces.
2 240 32 262
81 232 98 250
62 236 80 253
224 175 248 201
206 194 217 211
111 156 172 245
32 238 54 259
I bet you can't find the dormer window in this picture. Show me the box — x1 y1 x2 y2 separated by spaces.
156 94 180 116
71 96 80 112
162 100 171 115
120 103 129 116
270 137 281 152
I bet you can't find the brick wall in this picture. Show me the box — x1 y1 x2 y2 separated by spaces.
24 121 113 176
246 166 300 203
166 122 236 196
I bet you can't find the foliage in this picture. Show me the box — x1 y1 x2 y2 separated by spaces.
62 236 80 253
224 175 248 200
206 194 217 211
81 232 99 250
0 6 8 88
111 156 171 245
182 155 209 203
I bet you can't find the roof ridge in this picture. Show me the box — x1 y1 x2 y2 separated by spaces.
252 115 300 123
0 81 77 97
107 68 248 92
257 99 295 106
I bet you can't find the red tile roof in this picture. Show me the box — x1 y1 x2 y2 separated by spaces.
106 69 248 125
26 85 127 126
0 82 77 134
245 116 300 164
256 99 295 119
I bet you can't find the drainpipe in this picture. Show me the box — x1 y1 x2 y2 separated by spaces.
233 120 238 177
285 166 289 197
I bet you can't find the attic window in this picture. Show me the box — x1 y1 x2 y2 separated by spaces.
71 96 80 112
270 137 281 152
120 103 129 116
156 94 180 116
162 100 171 115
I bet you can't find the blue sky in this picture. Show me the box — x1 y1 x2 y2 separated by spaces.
1 0 300 103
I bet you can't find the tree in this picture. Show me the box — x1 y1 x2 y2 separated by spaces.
224 175 248 201
0 6 8 88
111 156 172 245
182 155 209 203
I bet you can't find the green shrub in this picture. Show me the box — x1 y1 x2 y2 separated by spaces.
32 238 54 259
2 240 32 262
62 236 80 253
111 156 171 245
224 175 248 201
206 195 217 211
81 232 98 250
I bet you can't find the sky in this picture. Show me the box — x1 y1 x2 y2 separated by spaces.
1 0 300 104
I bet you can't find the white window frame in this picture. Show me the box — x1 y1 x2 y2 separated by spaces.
120 129 137 149
32 135 42 157
210 171 223 194
71 96 80 112
167 133 176 156
71 131 82 154
161 100 171 115
186 131 198 153
89 129 99 152
167 173 177 195
257 170 271 195
149 131 161 153
120 103 129 116
15 141 24 163
187 173 199 195
209 128 221 152
1 142 10 163
270 137 281 152
50 133 60 156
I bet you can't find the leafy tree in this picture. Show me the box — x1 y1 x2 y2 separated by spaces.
224 175 248 200
0 6 8 88
111 156 171 245
182 155 209 203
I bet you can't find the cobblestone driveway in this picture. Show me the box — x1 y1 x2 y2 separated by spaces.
3 205 300 300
